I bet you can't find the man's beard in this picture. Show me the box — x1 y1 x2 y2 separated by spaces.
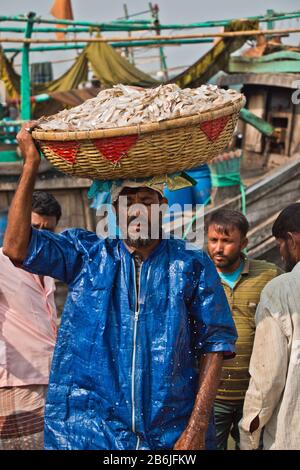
212 251 241 269
125 217 163 248
126 236 153 248
284 242 297 272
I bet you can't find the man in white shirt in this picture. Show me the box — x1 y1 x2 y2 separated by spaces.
239 203 300 450
0 191 61 450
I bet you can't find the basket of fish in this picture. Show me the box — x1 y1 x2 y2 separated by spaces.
32 84 245 180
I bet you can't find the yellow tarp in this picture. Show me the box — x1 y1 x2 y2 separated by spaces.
86 42 158 88
172 20 259 88
0 41 157 100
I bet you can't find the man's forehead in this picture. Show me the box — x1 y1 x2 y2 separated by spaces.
208 223 239 236
119 187 159 197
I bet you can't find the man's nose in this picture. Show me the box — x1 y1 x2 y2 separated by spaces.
129 206 140 218
215 241 224 252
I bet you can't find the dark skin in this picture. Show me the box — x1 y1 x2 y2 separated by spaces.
276 232 300 272
4 123 224 450
31 212 58 287
114 187 165 260
3 121 42 263
207 224 248 274
173 352 223 450
31 212 57 232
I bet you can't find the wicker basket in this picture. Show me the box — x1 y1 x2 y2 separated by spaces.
32 96 245 180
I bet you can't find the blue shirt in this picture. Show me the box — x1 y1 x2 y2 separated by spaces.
22 228 237 450
218 261 244 290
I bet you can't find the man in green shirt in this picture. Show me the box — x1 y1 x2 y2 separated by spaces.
207 209 281 450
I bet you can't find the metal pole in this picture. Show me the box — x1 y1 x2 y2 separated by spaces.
2 27 300 43
21 12 35 121
123 3 135 64
149 3 168 81
266 9 275 40
267 9 275 30
3 38 214 54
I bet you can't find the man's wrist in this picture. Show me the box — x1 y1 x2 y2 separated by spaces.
23 161 40 173
187 418 208 434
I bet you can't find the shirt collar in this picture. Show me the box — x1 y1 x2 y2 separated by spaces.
241 254 250 275
219 254 249 287
292 261 300 274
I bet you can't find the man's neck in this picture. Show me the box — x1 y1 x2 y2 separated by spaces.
123 239 161 260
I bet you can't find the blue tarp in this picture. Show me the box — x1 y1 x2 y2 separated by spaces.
23 228 237 450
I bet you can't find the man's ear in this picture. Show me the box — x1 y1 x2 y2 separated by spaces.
241 237 248 251
287 232 297 249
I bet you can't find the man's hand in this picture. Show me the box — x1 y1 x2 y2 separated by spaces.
173 424 206 450
17 121 41 171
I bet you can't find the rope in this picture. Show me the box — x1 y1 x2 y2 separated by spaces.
182 171 246 241
183 195 210 241
210 172 246 215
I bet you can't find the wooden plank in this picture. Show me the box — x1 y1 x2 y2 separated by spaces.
244 92 267 153
0 192 9 212
3 26 300 43
248 236 277 258
217 72 300 89
231 50 300 63
229 60 300 74
204 155 300 230
0 175 92 191
0 160 52 175
247 213 278 249
81 189 96 232
50 189 87 230
248 197 300 254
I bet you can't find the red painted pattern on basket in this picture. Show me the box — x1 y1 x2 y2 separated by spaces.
93 135 138 164
46 141 80 164
200 115 230 142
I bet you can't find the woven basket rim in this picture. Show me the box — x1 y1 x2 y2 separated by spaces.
32 96 245 142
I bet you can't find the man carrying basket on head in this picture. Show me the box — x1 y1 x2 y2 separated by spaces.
3 124 237 451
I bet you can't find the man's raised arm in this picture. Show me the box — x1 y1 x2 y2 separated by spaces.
3 123 40 264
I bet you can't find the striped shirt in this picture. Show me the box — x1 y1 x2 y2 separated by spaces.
216 257 281 401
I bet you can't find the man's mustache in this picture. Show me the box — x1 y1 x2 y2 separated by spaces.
127 216 149 226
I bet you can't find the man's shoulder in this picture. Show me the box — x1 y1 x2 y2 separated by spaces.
57 228 105 250
37 228 116 256
262 270 293 295
256 271 297 326
60 227 98 243
166 238 209 265
248 258 281 279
